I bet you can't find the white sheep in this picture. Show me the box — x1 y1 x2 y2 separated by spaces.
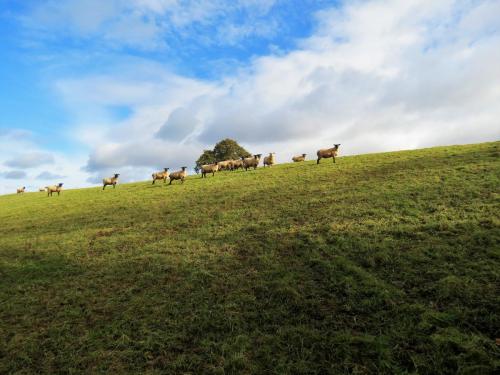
169 167 187 184
317 144 340 164
242 154 262 171
46 183 63 196
201 163 219 178
152 168 169 184
292 154 307 162
16 186 26 194
103 174 120 190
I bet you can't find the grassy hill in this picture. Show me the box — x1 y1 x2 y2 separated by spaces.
1 142 499 374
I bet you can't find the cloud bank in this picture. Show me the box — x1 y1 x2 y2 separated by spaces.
1 0 499 194
62 0 500 183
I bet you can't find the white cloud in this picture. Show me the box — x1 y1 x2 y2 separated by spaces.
69 0 499 181
5 0 499 193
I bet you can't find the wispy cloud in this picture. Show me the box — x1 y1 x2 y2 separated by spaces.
21 0 281 49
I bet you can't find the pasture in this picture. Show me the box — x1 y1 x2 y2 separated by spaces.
0 142 499 374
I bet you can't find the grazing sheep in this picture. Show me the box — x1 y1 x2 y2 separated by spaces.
103 174 120 190
292 154 307 162
152 168 170 184
169 167 188 184
201 162 219 178
317 144 341 164
16 186 26 194
46 183 63 196
242 154 262 171
231 159 244 171
263 152 276 167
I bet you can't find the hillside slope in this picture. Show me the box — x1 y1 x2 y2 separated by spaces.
1 142 499 374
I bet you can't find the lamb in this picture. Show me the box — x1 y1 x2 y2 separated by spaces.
292 154 307 162
152 168 169 184
16 186 26 194
317 144 341 164
46 183 63 196
242 154 262 171
200 162 219 178
263 152 276 167
103 174 120 190
169 167 188 184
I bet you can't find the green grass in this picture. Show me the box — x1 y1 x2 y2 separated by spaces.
1 141 499 374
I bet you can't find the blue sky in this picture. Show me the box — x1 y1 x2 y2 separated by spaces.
1 0 499 194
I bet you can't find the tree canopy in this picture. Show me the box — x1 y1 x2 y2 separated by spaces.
195 139 251 169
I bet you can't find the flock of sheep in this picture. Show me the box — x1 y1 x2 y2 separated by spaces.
15 144 340 196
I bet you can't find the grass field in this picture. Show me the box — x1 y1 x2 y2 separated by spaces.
1 141 499 374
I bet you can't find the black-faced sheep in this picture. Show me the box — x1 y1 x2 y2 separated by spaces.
152 168 169 184
103 174 120 190
317 145 340 164
46 183 63 196
169 167 187 184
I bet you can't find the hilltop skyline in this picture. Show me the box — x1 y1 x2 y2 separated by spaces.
1 0 500 194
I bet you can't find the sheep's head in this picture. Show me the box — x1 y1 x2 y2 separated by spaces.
114 173 120 178
334 144 341 148
164 167 169 171
58 183 64 187
181 166 187 171
302 154 307 157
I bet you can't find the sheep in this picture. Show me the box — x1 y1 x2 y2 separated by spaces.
242 154 262 171
16 186 26 194
200 162 219 178
292 154 307 162
103 174 120 190
231 159 244 171
152 168 169 184
317 144 341 164
217 160 232 171
169 167 187 184
39 187 47 192
46 183 63 196
263 152 276 167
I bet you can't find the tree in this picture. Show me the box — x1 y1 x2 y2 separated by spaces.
213 139 251 161
195 139 251 169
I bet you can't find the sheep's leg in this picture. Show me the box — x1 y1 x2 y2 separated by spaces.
152 179 155 185
169 179 172 185
317 158 320 164
113 183 116 188
333 156 336 163
103 185 106 190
